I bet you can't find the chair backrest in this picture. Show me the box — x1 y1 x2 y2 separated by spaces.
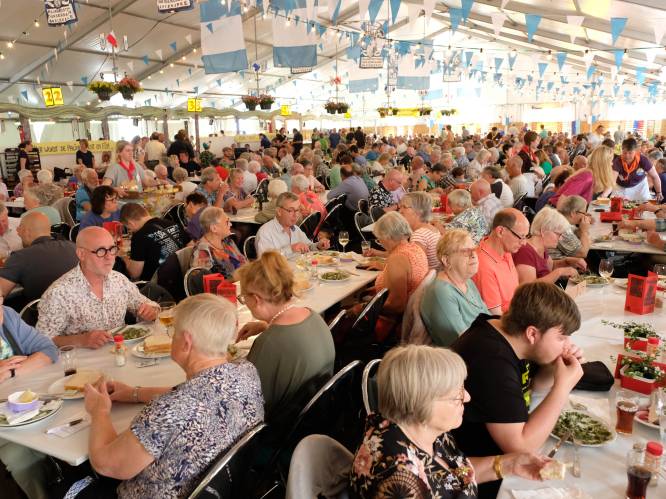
327 309 347 333
541 174 551 190
401 269 436 346
176 203 188 230
353 212 371 242
285 434 353 499
299 211 321 240
19 299 40 327
357 198 369 215
351 288 388 333
184 266 208 297
334 194 347 208
323 196 338 212
369 205 384 223
188 423 268 499
322 204 344 235
361 359 382 416
512 193 526 210
254 178 269 201
162 202 185 227
67 197 77 225
243 235 257 260
52 197 75 227
50 223 70 240
317 175 329 189
69 223 80 243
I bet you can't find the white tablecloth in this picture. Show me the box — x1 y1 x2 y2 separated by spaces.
0 258 376 466
588 209 666 255
499 285 666 497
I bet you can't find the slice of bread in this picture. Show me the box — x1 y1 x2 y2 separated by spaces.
64 371 102 392
539 460 567 480
143 334 172 354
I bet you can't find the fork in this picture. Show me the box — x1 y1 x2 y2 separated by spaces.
572 437 581 477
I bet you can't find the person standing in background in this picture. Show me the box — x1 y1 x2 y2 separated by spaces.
76 139 96 169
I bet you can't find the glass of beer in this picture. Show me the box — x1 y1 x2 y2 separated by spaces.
626 447 652 499
616 389 639 434
59 346 77 377
158 301 176 337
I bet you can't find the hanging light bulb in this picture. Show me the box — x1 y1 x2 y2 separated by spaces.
159 69 164 74
7 41 13 48
0 53 4 60
170 62 174 67
193 48 198 53
34 19 40 27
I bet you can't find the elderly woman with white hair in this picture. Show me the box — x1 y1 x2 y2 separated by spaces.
291 173 326 221
36 169 53 184
189 206 245 280
242 159 259 193
223 168 254 213
398 192 441 269
173 166 198 201
12 169 34 198
350 345 550 498
420 229 488 347
255 178 288 223
513 207 587 284
467 149 491 179
552 195 591 259
79 294 264 497
22 184 63 225
446 189 489 244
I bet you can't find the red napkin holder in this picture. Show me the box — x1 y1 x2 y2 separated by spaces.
216 281 237 304
610 197 623 212
103 221 123 240
600 212 622 223
623 337 650 352
440 194 452 214
203 273 225 294
624 272 658 315
614 353 666 395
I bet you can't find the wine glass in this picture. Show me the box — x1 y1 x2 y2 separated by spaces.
338 231 349 254
599 259 614 281
158 301 176 337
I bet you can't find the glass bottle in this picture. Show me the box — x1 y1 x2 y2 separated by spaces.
113 335 126 367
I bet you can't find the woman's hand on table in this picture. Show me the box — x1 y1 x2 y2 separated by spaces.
565 257 587 271
647 230 665 250
237 321 268 341
84 379 112 417
137 303 159 322
556 266 578 280
502 453 551 481
0 356 27 382
84 330 113 349
106 380 135 403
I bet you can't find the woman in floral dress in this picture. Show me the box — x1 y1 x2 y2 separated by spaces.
350 345 550 498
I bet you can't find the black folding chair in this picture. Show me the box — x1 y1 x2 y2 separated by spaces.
369 205 385 223
69 223 80 242
67 197 77 224
50 223 70 240
243 235 257 260
512 193 526 210
184 267 209 297
354 211 372 242
361 359 381 416
299 211 321 240
188 424 269 499
357 198 369 215
19 299 40 327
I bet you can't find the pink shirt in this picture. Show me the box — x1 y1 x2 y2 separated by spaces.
549 170 593 206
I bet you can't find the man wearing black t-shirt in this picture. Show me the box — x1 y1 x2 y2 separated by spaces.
292 128 304 158
119 203 186 281
451 282 584 498
76 139 95 169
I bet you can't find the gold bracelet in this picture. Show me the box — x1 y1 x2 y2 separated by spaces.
493 455 504 480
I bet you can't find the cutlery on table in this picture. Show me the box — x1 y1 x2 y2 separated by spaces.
548 430 572 458
571 437 581 478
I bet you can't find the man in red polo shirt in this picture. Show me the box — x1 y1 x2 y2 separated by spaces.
473 208 530 315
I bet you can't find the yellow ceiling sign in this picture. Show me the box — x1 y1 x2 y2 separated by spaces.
187 98 202 112
42 87 64 107
344 111 351 118
280 104 291 116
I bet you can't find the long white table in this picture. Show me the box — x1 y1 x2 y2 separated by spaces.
589 208 666 255
499 284 666 497
0 258 376 466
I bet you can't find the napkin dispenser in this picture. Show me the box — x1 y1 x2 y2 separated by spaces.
203 273 225 294
599 211 622 222
624 272 658 315
103 221 123 241
216 281 237 304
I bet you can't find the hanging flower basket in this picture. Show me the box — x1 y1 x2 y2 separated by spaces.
324 101 338 114
242 95 260 111
259 94 274 110
88 81 116 101
391 108 399 116
377 107 389 118
419 107 432 116
441 108 457 117
336 102 349 114
115 77 142 102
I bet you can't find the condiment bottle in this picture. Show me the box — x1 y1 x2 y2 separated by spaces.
310 259 319 280
645 441 663 487
113 335 126 367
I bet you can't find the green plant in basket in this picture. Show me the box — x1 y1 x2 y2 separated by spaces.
621 352 665 381
88 81 116 101
602 320 659 340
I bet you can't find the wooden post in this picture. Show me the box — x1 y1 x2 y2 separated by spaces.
194 112 201 154
101 118 110 140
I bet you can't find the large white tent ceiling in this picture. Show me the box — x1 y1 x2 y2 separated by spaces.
1 0 665 115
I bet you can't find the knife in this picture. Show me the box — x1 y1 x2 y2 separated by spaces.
548 430 572 458
64 418 84 427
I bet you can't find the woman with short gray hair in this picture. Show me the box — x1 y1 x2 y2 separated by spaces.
23 184 63 225
552 195 591 258
350 344 551 498
189 206 245 280
398 192 441 269
446 189 489 244
513 207 587 284
173 166 198 201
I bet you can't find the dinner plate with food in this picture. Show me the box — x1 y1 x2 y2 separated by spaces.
131 334 172 359
0 390 63 427
591 197 610 207
293 273 314 293
634 410 660 431
113 325 151 344
311 252 339 266
551 410 615 447
319 270 352 283
48 370 104 400
569 274 613 288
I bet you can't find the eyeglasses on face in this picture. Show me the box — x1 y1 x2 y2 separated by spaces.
501 225 528 241
105 196 118 203
439 386 466 406
451 247 477 258
87 245 119 258
279 206 300 215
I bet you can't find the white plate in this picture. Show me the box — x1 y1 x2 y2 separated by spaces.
635 410 660 430
319 272 351 283
570 276 613 288
131 343 171 359
550 410 616 447
294 282 314 293
47 374 91 400
113 325 151 344
0 400 63 427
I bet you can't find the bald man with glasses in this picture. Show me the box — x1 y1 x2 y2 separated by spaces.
36 227 159 348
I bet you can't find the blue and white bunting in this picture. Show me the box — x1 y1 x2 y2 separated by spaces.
556 52 567 71
200 0 248 74
610 17 627 46
273 0 317 68
449 8 462 33
524 14 541 42
349 69 379 93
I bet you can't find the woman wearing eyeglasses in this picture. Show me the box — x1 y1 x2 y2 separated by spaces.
235 251 334 419
420 229 488 347
80 185 121 229
350 345 550 499
552 195 591 259
189 207 245 280
512 207 586 285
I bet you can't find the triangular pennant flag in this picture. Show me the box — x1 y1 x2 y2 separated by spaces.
613 84 620 96
490 12 506 38
185 34 192 45
127 61 134 72
188 68 193 76
169 41 177 52
81 76 88 85
494 57 503 71
654 26 666 45
524 14 541 42
464 51 474 67
461 0 473 21
423 0 436 24
368 0 383 24
389 0 401 25
583 51 594 68
206 22 214 33
143 55 149 65
193 86 199 94
331 0 342 24
538 62 548 78
176 79 180 87
508 52 517 70
645 48 660 65
123 35 129 52
106 31 118 48
556 52 566 71
449 8 463 33
614 49 624 70
610 17 627 45
20 90 28 101
586 66 595 80
566 15 584 44
216 79 222 87
66 81 73 91
636 67 646 85
155 49 163 60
